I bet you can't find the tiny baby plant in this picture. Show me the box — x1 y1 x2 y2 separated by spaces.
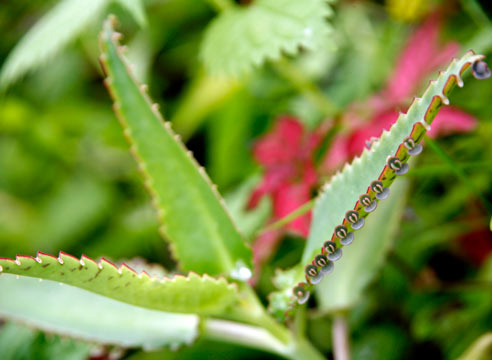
0 15 491 360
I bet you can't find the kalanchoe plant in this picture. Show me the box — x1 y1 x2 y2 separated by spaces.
0 15 491 360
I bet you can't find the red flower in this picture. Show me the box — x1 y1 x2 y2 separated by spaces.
323 13 477 172
248 116 321 275
249 116 320 236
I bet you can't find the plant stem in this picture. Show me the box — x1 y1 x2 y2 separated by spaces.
332 313 350 360
202 318 291 357
259 199 315 234
274 59 339 118
229 284 291 344
425 138 492 214
289 338 327 360
202 318 326 360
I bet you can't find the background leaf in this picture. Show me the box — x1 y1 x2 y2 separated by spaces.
99 18 253 277
0 0 110 89
0 274 199 350
0 322 92 360
0 252 240 316
115 0 148 27
200 0 334 76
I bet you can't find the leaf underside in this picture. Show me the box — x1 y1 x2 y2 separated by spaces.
99 17 253 277
0 252 239 316
200 0 333 76
269 51 485 317
0 274 199 350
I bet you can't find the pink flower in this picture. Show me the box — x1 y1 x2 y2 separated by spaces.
249 116 320 236
323 13 477 172
248 116 321 276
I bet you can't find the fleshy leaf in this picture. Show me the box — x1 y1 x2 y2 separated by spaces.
0 274 198 350
99 17 253 277
0 252 239 316
200 0 334 76
0 0 110 90
315 178 409 311
269 51 487 318
304 52 484 263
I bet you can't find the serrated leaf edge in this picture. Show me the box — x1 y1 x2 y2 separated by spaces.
98 16 251 272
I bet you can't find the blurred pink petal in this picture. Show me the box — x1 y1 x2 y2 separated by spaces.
273 181 314 236
427 106 477 137
347 110 399 157
253 116 303 165
386 13 459 102
250 228 283 285
322 135 351 172
248 165 295 208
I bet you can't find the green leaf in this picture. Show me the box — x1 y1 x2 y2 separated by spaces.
303 52 483 262
268 51 485 317
99 17 253 277
0 274 199 350
200 0 334 76
0 0 110 90
315 177 409 311
0 252 239 316
115 0 148 27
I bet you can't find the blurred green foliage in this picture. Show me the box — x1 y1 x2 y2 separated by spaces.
1 0 492 359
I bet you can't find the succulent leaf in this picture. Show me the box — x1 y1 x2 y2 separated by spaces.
268 51 488 319
99 17 253 277
0 252 239 316
0 274 199 350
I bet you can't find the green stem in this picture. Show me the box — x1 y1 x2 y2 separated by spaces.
202 318 291 357
289 338 327 360
425 138 492 214
259 199 315 234
228 284 291 344
202 318 326 360
274 59 339 118
214 284 326 360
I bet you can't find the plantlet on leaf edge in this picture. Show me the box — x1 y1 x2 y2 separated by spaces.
287 53 490 317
